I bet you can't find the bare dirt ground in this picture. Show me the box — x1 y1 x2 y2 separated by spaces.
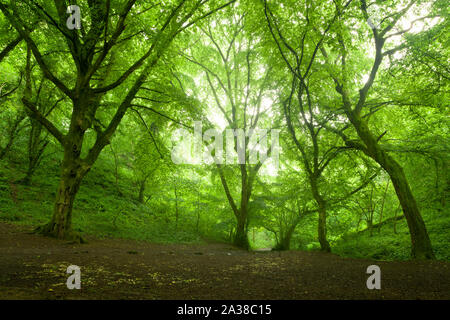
0 222 449 300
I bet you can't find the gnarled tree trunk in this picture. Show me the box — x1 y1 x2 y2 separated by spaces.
36 148 90 242
36 102 91 242
350 113 434 259
384 155 434 259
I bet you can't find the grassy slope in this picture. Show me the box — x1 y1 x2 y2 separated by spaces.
1 158 448 260
0 158 202 244
332 211 450 261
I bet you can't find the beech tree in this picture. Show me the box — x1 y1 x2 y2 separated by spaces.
180 9 280 248
0 0 235 241
322 0 436 259
0 0 446 262
261 0 442 259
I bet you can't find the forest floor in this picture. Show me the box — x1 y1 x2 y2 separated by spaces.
1 222 449 300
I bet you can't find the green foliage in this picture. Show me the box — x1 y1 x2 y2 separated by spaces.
333 209 450 261
0 0 448 260
0 157 204 244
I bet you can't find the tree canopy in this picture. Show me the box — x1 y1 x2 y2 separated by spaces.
0 0 448 261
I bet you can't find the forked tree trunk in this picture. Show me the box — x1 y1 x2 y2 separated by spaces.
274 223 297 251
36 108 91 242
22 131 48 185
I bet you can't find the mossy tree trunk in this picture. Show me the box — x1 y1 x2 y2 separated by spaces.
332 12 435 259
348 113 435 259
2 0 219 242
36 103 92 241
37 160 88 242
218 163 254 250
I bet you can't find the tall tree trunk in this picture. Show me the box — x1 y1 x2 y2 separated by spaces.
196 190 200 233
234 178 251 249
36 101 91 242
350 114 434 259
386 159 434 259
217 163 252 250
378 180 389 233
234 212 249 249
196 210 200 233
110 145 123 196
368 187 374 237
311 178 331 252
138 178 146 203
36 150 89 242
174 185 179 231
317 205 330 252
21 119 48 185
